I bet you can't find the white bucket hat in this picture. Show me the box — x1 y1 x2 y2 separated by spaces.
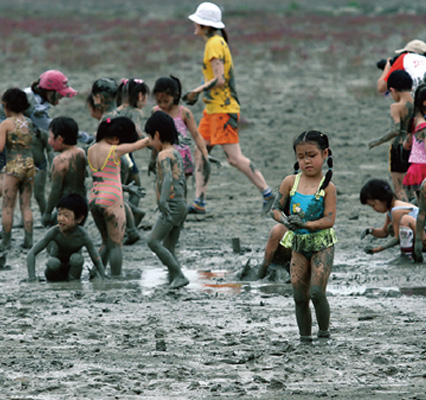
188 2 225 29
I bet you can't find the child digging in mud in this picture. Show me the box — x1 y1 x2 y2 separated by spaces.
27 193 107 282
271 130 337 342
0 88 37 249
360 178 425 259
88 117 149 277
42 117 87 227
145 111 189 289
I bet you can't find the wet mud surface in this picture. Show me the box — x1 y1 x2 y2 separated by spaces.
1 1 426 399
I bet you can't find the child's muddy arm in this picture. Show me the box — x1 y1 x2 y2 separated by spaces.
158 156 173 220
42 158 64 226
84 233 107 279
270 176 293 227
364 236 399 254
304 184 337 231
368 122 399 149
116 138 150 158
26 228 55 281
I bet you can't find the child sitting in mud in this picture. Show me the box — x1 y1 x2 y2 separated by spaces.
27 193 107 282
360 178 425 258
88 117 150 277
42 117 87 227
145 111 189 289
368 70 414 202
0 88 36 249
271 130 337 342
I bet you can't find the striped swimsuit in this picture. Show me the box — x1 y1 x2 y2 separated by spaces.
89 145 122 209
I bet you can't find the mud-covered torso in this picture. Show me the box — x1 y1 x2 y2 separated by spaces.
156 148 186 201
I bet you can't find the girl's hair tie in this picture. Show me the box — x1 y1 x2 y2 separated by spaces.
121 78 129 85
133 79 144 84
106 118 111 124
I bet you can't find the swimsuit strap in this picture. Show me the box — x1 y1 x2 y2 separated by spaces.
289 172 325 199
89 145 118 171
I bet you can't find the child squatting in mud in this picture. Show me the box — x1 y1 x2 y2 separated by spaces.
27 193 107 282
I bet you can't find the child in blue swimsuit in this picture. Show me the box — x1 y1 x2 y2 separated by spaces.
271 130 337 342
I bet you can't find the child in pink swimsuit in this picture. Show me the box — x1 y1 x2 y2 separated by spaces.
403 83 426 196
88 117 149 277
152 76 209 180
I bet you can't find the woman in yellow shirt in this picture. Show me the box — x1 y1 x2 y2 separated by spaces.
185 2 274 215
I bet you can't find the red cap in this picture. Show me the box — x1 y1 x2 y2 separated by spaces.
39 70 77 98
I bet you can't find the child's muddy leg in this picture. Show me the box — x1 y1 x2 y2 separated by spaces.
105 203 125 277
391 172 409 202
45 257 64 281
90 204 110 267
68 253 84 280
2 176 19 249
148 216 188 287
124 201 140 245
19 180 33 249
33 170 47 215
290 251 312 338
258 223 287 279
310 246 334 335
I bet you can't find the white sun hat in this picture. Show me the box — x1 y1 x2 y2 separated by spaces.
188 2 225 29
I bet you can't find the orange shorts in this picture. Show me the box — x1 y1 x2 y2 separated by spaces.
198 111 239 146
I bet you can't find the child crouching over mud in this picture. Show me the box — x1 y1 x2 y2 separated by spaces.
27 193 107 282
145 111 189 289
360 178 426 259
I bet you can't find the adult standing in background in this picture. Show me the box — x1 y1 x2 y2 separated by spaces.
184 2 275 215
377 39 426 94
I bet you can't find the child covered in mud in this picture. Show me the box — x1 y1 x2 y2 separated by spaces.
91 77 119 121
369 70 414 202
360 178 425 258
0 88 36 249
27 193 107 282
152 75 210 185
42 117 87 227
117 78 150 208
145 111 189 289
402 83 426 198
88 117 149 277
271 130 337 342
414 178 426 261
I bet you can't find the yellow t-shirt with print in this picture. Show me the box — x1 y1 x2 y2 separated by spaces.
202 34 240 114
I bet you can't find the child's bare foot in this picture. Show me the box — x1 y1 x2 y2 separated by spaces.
170 275 189 289
124 229 140 245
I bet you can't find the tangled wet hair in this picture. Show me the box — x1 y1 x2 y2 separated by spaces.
153 75 182 105
96 116 138 144
56 193 88 225
117 78 150 107
293 130 333 192
414 83 426 117
144 111 179 145
49 116 79 145
91 77 118 99
360 178 395 209
2 88 30 113
387 70 413 92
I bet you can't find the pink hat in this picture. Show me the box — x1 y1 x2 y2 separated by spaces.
39 70 77 98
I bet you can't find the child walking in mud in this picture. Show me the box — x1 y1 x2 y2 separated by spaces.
402 83 426 198
42 117 87 227
152 75 210 185
145 111 189 289
27 193 107 282
0 88 36 249
271 130 337 342
360 178 425 258
369 70 414 202
88 117 149 277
